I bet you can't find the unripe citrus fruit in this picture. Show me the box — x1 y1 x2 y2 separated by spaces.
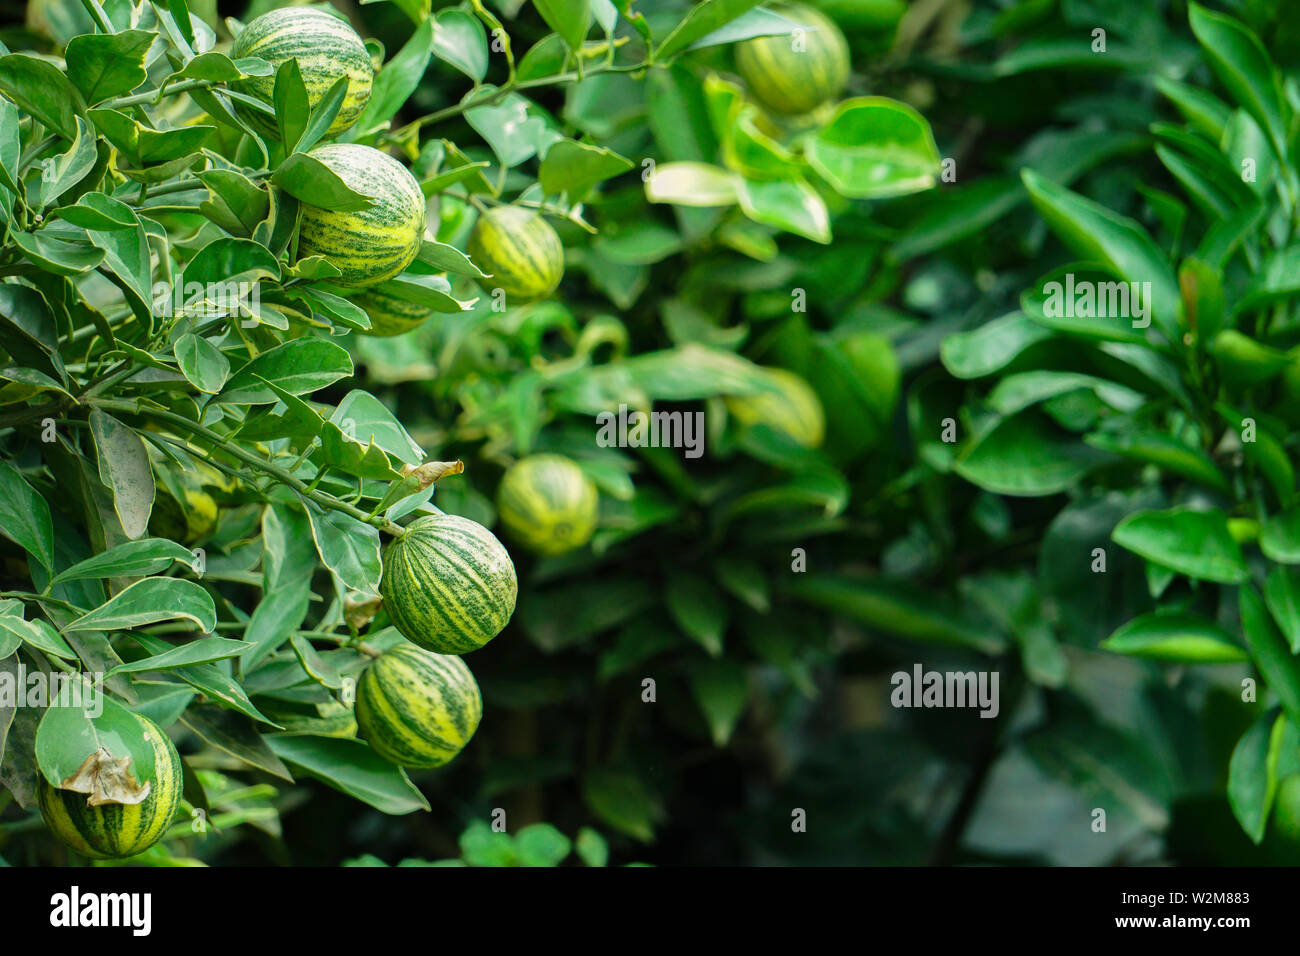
231 6 374 138
497 454 599 557
467 206 565 303
735 3 850 115
726 367 826 448
296 144 426 289
38 711 182 860
355 643 483 768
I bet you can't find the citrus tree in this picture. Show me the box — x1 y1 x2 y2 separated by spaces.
928 1 1300 861
339 0 958 853
0 0 939 865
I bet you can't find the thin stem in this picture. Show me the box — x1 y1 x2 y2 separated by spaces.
91 399 406 537
78 0 114 34
306 630 381 658
105 78 217 110
0 591 86 617
17 136 58 176
410 61 650 129
124 169 271 205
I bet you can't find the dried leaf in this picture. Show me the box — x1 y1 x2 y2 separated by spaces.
60 746 151 806
400 459 465 490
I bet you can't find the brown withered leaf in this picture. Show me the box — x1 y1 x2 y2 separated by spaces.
399 459 465 490
60 747 151 806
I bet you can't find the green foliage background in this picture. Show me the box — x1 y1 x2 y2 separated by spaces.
3 0 1300 867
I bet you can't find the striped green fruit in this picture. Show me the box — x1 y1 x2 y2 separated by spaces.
355 642 483 768
497 454 599 557
353 283 435 337
467 206 565 303
38 711 182 860
230 6 373 138
735 3 850 115
380 513 517 654
296 144 426 288
726 367 826 448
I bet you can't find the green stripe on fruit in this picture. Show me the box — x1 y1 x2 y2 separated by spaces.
380 513 517 654
355 643 483 768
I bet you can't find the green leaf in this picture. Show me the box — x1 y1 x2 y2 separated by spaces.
1188 2 1287 161
130 684 196 730
786 574 1004 653
895 177 1025 260
0 54 86 140
0 614 75 660
50 538 197 585
1083 429 1228 493
65 29 155 105
65 578 217 634
107 637 248 678
465 90 549 168
1264 565 1300 654
519 578 654 653
416 238 490 278
665 570 729 656
657 0 764 59
174 333 231 395
713 557 769 612
272 152 375 211
178 707 293 781
645 161 738 206
0 460 56 571
1228 708 1285 844
0 90 21 197
805 97 941 199
133 633 275 725
734 176 829 243
357 17 434 133
297 76 349 155
31 117 98 211
582 770 659 841
1240 584 1300 726
941 312 1053 379
58 191 138 232
458 819 518 865
592 221 682 265
1101 611 1248 663
534 0 591 51
89 409 154 539
222 339 354 404
1155 76 1232 141
241 577 312 670
685 658 749 746
1261 509 1300 564
273 58 310 153
574 827 609 866
305 502 381 594
35 693 156 789
955 411 1109 497
646 65 719 164
432 9 488 81
1112 507 1248 584
1021 169 1181 339
267 736 430 814
331 390 424 465
539 140 633 200
515 822 572 866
